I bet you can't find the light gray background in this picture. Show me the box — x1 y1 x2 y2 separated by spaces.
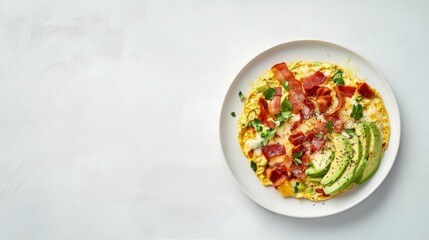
0 0 427 239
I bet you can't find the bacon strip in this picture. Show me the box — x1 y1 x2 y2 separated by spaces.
288 131 305 145
302 99 315 119
261 143 286 160
271 63 305 114
337 85 356 98
331 86 345 115
316 95 332 113
268 87 282 116
302 71 327 90
316 87 331 98
357 82 375 98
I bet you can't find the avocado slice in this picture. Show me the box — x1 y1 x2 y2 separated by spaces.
305 150 335 177
356 122 383 184
320 134 353 186
323 134 362 195
351 122 371 183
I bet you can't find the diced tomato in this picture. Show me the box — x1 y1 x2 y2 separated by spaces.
271 63 305 114
315 188 330 196
357 82 375 98
288 131 305 145
247 149 254 158
261 143 286 160
337 85 356 98
302 71 327 90
316 87 331 98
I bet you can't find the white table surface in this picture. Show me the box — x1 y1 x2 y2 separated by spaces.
0 0 428 239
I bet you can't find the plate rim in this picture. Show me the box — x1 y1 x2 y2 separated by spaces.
219 39 401 218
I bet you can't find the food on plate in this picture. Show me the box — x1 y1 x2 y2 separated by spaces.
237 61 390 201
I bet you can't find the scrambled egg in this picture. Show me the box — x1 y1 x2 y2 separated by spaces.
237 61 390 201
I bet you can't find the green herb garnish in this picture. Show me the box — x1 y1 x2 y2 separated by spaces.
238 91 245 101
326 136 332 142
355 96 363 102
281 99 292 112
231 112 236 117
263 88 277 100
293 182 299 193
345 128 355 137
250 161 257 172
332 69 345 85
325 121 333 134
350 104 363 120
316 132 323 138
292 151 303 158
281 80 289 90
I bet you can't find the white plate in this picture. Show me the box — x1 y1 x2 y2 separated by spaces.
219 40 401 218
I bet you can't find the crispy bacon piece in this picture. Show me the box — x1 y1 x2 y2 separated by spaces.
288 131 305 145
337 85 356 98
316 95 332 113
266 120 276 129
271 63 305 114
311 137 326 152
302 71 327 90
325 113 344 133
305 86 319 96
290 151 309 180
316 87 331 98
268 87 282 116
357 82 375 98
258 97 269 122
266 164 289 188
261 143 286 160
292 144 305 155
315 188 329 196
331 86 345 115
306 129 327 152
302 100 315 119
258 97 276 129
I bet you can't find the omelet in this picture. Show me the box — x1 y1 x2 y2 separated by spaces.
237 61 390 201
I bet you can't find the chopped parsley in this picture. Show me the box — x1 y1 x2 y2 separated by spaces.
293 182 299 193
293 158 302 166
332 69 345 85
250 161 257 172
231 112 236 117
281 80 289 90
325 120 333 134
292 151 303 166
316 132 323 138
281 99 292 112
263 87 277 100
350 104 363 120
355 96 363 102
238 91 245 101
345 128 355 137
326 136 332 142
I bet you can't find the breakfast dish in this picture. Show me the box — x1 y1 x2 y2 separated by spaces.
237 60 390 201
